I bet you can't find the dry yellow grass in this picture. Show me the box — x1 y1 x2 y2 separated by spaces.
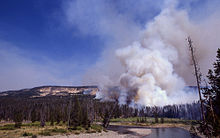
0 124 65 138
0 122 102 138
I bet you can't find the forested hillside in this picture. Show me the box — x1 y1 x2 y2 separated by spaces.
0 93 201 128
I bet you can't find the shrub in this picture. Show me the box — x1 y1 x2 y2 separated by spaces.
86 129 96 133
160 117 164 123
76 126 83 130
51 128 67 133
39 130 51 136
136 118 139 123
154 115 159 123
22 132 33 136
13 110 23 128
91 124 102 132
0 124 15 130
74 131 80 135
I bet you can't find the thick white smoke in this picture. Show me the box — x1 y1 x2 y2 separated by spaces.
96 4 201 106
115 6 201 106
74 0 220 106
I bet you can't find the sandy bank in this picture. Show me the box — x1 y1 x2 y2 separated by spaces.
38 126 151 138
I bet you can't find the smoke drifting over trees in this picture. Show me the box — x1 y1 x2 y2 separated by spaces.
65 0 220 106
0 95 202 127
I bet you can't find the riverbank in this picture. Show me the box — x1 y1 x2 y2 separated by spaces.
0 118 204 138
37 123 196 138
36 125 152 138
109 122 206 138
109 122 191 131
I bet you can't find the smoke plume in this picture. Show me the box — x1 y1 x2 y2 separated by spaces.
66 0 220 106
96 5 197 106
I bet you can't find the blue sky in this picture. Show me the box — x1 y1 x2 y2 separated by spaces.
0 0 103 61
0 0 219 91
0 0 106 91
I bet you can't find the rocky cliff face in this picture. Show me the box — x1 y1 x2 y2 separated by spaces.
0 86 98 98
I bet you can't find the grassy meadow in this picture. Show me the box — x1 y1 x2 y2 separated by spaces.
0 121 103 138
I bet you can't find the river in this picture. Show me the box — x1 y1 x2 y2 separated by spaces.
144 127 200 138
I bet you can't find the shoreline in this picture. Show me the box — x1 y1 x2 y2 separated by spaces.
1 122 206 138
37 123 199 138
109 122 206 138
37 127 152 138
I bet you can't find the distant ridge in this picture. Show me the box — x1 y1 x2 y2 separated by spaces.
0 85 199 98
0 85 98 98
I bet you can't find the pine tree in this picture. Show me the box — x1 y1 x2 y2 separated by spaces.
69 96 82 129
31 109 37 123
153 107 159 123
160 117 164 123
82 107 89 129
154 113 159 123
207 49 220 115
102 108 110 128
205 48 220 136
13 109 23 128
40 107 46 127
49 108 55 126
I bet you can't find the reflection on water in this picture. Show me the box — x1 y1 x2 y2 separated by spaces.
144 128 200 138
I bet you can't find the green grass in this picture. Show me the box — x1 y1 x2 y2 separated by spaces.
111 117 154 122
39 130 51 136
90 124 102 132
38 127 68 136
0 121 104 137
21 121 66 127
0 124 15 130
161 118 196 124
51 127 67 133
22 121 40 127
76 126 83 130
110 117 196 124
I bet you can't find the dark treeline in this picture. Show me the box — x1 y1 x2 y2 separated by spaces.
0 94 201 129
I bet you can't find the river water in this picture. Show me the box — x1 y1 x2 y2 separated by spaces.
144 128 200 138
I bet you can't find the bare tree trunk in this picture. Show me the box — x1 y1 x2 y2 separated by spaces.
67 99 72 127
40 105 46 127
209 98 215 123
187 37 205 121
88 99 95 123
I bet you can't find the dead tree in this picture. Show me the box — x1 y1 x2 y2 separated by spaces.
40 104 46 127
67 99 72 127
187 37 205 121
102 100 118 128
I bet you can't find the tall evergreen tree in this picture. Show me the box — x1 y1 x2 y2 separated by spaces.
82 107 89 129
69 96 82 129
205 48 220 136
102 108 110 128
31 109 37 123
13 109 23 128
